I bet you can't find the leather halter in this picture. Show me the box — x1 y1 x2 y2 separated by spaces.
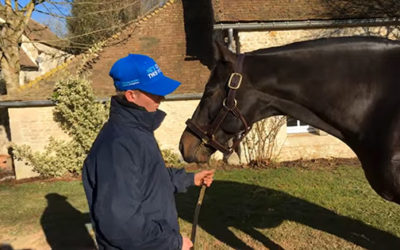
185 54 251 155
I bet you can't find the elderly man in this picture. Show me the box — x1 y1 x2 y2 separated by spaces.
82 54 214 250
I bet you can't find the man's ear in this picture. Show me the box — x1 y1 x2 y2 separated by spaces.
125 90 137 103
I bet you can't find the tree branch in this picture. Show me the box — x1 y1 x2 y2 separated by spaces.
14 0 18 11
20 1 35 34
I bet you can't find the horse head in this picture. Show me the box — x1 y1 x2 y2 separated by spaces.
180 42 263 163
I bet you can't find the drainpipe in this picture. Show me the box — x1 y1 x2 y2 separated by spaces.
227 28 242 54
227 28 235 52
234 30 241 54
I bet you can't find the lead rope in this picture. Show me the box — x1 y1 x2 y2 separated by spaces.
190 184 207 250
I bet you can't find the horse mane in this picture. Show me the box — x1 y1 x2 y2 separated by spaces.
249 36 400 55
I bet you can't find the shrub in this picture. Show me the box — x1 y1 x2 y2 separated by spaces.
52 77 109 152
13 77 109 177
241 116 285 168
161 148 184 168
13 139 85 177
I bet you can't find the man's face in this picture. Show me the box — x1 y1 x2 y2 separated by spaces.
126 90 164 112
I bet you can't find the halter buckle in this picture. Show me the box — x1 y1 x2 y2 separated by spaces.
228 73 242 89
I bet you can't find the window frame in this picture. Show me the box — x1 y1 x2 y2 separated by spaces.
286 117 314 134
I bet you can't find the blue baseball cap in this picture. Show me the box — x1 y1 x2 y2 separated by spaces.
109 54 181 96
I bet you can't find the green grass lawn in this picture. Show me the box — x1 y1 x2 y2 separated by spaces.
1 165 400 249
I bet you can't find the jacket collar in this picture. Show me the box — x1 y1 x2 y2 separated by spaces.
109 95 166 132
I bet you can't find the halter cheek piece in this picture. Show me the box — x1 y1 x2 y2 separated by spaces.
185 54 251 155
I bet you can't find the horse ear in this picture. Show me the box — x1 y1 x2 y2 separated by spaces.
213 41 236 63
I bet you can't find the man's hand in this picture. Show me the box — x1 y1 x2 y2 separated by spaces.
194 169 215 187
181 236 193 250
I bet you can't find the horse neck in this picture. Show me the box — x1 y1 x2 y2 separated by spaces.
243 54 367 146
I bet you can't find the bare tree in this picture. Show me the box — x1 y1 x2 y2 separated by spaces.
0 0 152 95
241 117 286 167
0 0 46 95
321 0 400 39
67 0 140 53
322 0 400 18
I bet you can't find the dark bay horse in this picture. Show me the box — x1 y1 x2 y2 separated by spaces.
179 36 400 204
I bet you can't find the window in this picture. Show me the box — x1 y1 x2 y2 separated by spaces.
286 116 315 134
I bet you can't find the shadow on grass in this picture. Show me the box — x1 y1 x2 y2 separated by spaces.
176 181 400 250
40 193 96 250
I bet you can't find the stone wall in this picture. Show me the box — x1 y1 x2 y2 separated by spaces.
0 125 9 155
0 124 11 171
0 108 11 171
239 26 400 53
0 108 9 154
8 99 356 179
8 107 70 179
154 100 199 153
239 117 355 164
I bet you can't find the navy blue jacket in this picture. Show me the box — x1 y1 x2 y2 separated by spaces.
82 96 194 250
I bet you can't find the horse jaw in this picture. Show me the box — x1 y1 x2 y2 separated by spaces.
179 130 213 163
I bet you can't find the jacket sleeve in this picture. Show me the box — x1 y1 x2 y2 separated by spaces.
166 167 194 193
92 140 182 250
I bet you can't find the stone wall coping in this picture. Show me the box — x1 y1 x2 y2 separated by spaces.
0 93 204 108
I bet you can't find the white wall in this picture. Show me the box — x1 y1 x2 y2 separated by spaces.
239 26 400 53
8 98 357 179
9 107 70 179
20 36 72 85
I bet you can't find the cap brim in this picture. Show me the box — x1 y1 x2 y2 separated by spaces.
136 76 181 96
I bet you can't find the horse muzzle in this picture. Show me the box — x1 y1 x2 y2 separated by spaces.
179 129 213 163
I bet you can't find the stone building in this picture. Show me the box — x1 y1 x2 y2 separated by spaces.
2 0 400 179
0 17 72 87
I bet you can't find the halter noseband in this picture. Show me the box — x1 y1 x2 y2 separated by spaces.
185 54 251 155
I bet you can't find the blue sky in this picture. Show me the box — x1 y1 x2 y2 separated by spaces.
16 0 70 36
32 2 70 22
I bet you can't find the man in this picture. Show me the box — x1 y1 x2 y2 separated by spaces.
82 54 214 250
